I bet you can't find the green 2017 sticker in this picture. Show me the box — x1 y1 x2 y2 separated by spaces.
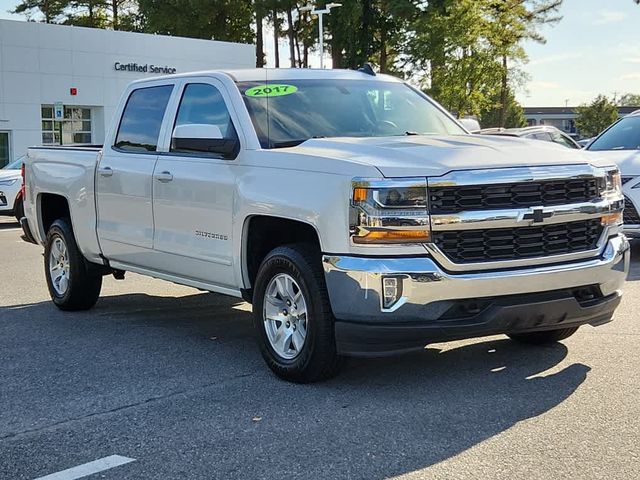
245 84 298 97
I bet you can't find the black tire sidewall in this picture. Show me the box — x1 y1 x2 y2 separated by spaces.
44 221 78 305
253 242 343 383
14 198 24 222
253 251 319 372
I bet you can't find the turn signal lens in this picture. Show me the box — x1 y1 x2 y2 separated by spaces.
601 212 623 226
352 229 431 244
353 187 368 202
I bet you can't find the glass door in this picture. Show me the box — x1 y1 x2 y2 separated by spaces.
0 132 9 168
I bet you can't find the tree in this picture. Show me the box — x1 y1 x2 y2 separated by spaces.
487 0 563 127
480 88 527 128
575 95 619 138
11 0 68 23
617 93 640 107
137 0 255 43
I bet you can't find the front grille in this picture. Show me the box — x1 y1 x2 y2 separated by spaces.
429 178 600 214
0 194 6 207
433 219 603 263
624 196 640 225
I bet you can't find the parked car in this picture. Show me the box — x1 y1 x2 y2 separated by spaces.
577 137 594 148
586 109 640 237
479 125 581 149
0 155 25 222
21 69 627 382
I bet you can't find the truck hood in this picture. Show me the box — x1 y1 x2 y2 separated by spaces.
584 149 640 175
288 135 613 177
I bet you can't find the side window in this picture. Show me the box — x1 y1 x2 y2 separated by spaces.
551 131 579 149
114 85 173 152
173 83 237 141
530 132 552 142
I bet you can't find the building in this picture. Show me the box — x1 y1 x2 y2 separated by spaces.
0 19 255 167
523 106 640 138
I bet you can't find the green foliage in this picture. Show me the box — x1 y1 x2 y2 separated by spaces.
136 0 254 43
575 95 619 138
480 89 527 128
617 93 640 107
11 0 67 22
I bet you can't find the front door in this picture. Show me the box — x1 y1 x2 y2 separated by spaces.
0 132 9 168
96 84 174 266
151 81 237 287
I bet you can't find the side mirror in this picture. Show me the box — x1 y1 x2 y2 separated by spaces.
171 123 238 158
459 117 481 133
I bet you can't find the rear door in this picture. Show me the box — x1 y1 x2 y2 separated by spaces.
96 83 174 265
150 79 239 287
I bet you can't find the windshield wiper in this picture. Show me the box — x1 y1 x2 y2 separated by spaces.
405 131 420 136
271 136 326 149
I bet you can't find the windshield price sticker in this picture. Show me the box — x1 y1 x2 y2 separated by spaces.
245 84 298 98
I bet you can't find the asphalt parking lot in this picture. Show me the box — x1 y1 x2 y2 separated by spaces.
1 216 639 480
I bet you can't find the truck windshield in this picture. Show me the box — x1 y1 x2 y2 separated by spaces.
237 79 466 149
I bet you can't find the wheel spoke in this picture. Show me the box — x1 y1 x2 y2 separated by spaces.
58 275 68 293
291 330 305 352
263 273 309 360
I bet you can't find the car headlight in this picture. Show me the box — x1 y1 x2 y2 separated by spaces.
0 178 18 186
600 168 624 226
350 178 430 244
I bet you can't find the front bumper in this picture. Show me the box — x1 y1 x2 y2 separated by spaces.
323 235 629 356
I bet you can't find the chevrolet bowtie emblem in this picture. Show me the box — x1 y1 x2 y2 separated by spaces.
519 207 554 224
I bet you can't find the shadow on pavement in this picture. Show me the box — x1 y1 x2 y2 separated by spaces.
0 292 590 479
0 220 19 230
626 239 640 281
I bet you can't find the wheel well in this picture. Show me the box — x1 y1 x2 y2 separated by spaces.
245 216 321 290
39 193 71 234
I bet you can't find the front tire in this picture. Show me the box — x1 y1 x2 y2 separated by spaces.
253 243 343 383
508 326 579 345
44 219 102 311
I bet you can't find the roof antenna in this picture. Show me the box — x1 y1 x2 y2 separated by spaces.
358 63 376 76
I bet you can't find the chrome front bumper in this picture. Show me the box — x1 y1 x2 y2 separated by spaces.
323 235 629 355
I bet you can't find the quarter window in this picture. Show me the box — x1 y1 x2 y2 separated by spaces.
115 85 173 152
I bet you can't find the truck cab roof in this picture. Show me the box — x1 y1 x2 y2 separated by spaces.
130 67 405 87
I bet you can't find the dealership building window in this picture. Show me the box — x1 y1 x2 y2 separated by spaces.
41 105 92 145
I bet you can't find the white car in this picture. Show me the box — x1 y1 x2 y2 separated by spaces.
0 156 24 221
586 110 640 237
21 69 627 382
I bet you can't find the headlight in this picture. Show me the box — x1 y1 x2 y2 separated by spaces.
350 178 430 244
604 168 621 194
601 168 623 227
0 178 17 186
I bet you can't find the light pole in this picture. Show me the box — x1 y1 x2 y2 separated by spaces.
299 3 342 69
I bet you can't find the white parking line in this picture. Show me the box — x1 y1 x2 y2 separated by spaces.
33 455 136 480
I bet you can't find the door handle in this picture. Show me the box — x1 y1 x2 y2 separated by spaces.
155 171 173 183
98 166 113 177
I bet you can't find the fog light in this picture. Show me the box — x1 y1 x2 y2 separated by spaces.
382 276 403 309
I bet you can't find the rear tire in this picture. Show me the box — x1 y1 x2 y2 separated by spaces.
508 326 579 345
14 198 23 223
253 243 343 383
44 218 102 311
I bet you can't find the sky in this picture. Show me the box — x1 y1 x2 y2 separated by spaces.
1 0 639 107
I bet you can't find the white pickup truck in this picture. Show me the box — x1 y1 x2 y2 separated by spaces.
21 68 629 382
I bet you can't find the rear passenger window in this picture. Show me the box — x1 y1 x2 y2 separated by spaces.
115 85 173 152
173 83 237 140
